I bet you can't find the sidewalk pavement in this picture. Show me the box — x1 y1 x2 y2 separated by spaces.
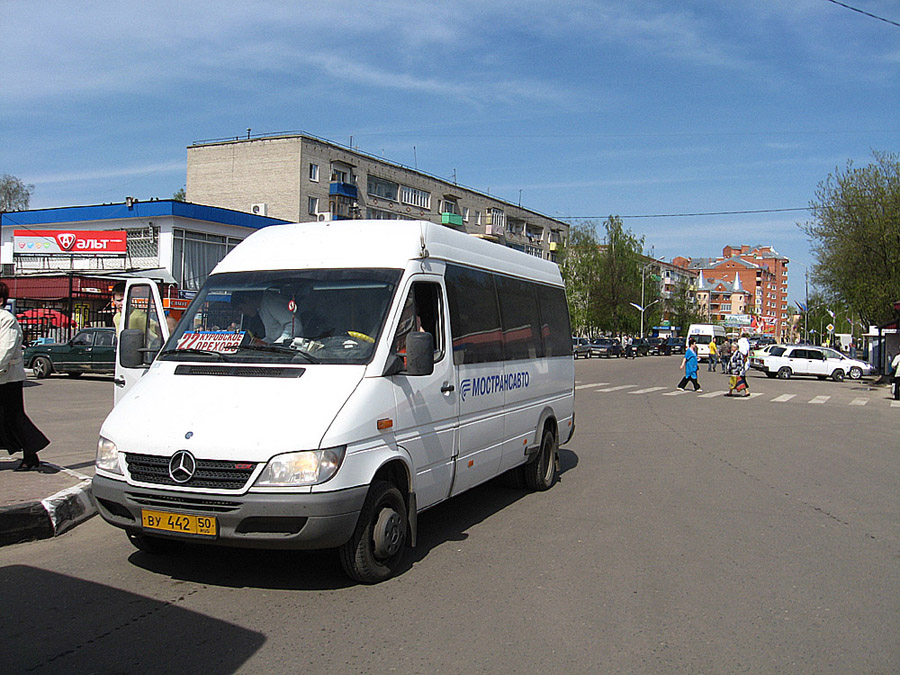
0 373 110 547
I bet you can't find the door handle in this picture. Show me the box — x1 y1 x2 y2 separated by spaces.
441 383 455 393
114 377 126 387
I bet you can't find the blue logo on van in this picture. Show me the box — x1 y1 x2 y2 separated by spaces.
460 371 530 401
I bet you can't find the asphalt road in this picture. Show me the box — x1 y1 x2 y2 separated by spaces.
2 356 898 673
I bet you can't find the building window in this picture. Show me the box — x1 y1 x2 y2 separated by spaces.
173 229 243 291
475 210 481 225
308 197 319 216
366 208 412 220
309 163 319 182
463 207 469 222
442 199 459 215
400 185 430 209
367 176 399 201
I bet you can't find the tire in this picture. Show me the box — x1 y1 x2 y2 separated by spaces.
127 532 185 554
32 356 52 379
339 480 408 584
522 428 558 491
777 366 792 379
848 366 862 380
832 369 845 382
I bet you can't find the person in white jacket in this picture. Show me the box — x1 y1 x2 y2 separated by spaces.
891 351 900 401
0 282 50 471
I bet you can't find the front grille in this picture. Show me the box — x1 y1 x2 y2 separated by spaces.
125 453 257 490
126 492 242 513
174 364 305 378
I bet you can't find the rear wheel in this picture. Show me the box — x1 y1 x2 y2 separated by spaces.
339 480 408 584
31 356 52 379
522 428 558 491
777 366 792 379
832 369 845 382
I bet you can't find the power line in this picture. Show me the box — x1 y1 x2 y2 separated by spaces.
560 207 810 220
823 0 900 28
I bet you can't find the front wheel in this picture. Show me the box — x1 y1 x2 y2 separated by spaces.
848 366 862 380
522 428 558 491
32 356 52 379
339 480 408 584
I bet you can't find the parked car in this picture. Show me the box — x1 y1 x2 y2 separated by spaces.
660 337 685 355
630 338 651 357
24 327 117 378
572 337 592 359
647 337 664 355
749 344 874 382
590 337 622 358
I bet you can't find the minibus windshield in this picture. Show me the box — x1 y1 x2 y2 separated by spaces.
160 269 401 365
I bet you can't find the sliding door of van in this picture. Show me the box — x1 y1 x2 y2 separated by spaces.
444 265 506 496
388 277 458 510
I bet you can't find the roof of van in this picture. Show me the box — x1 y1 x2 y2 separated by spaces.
211 220 563 285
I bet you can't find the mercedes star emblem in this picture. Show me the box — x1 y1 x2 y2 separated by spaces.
168 450 197 483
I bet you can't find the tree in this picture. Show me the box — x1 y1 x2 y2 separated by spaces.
596 216 648 335
802 151 900 326
558 221 602 335
665 276 702 335
173 187 186 202
0 174 34 212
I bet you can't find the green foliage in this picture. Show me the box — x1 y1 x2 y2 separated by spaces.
802 151 900 326
666 276 702 334
0 173 34 212
173 187 186 202
558 221 602 335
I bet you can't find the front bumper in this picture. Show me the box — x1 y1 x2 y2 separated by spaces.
92 474 367 550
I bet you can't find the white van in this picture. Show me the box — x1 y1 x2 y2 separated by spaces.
93 221 575 583
686 323 726 361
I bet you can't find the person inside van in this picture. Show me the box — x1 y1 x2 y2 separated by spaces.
232 290 297 343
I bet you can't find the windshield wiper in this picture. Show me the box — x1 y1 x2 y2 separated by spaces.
237 343 322 363
159 348 225 361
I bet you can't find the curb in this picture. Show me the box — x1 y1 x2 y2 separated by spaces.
0 466 97 547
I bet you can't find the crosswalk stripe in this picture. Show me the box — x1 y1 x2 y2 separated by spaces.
575 383 608 390
746 392 763 399
596 384 638 392
849 398 868 406
772 394 796 402
892 401 900 408
809 395 830 404
662 389 691 396
698 391 727 398
629 387 668 394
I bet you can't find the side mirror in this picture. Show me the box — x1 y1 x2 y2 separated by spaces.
119 329 145 368
405 332 434 376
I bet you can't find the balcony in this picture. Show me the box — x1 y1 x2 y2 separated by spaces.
441 212 463 227
329 182 358 199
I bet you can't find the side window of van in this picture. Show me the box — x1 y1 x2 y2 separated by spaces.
392 282 444 364
445 265 504 365
536 285 572 357
496 276 544 360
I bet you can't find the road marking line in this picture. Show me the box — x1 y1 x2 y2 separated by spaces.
662 389 690 396
629 386 668 394
772 394 796 402
596 384 638 392
698 391 727 398
849 398 868 406
575 383 608 390
746 392 763 399
891 401 900 408
809 395 830 404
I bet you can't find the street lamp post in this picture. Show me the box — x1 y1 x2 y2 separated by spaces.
630 299 660 338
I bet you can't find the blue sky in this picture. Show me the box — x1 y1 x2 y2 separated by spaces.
3 0 898 303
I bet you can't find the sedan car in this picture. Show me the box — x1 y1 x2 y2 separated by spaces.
659 337 685 355
572 337 592 359
590 337 622 358
629 338 651 357
24 327 117 378
750 344 874 382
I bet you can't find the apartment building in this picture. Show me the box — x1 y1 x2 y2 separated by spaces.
186 132 568 260
673 244 790 340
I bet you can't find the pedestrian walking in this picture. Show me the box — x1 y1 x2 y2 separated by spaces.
891 351 900 401
677 337 702 391
708 339 718 372
625 335 634 359
726 337 751 397
720 339 732 375
0 282 50 470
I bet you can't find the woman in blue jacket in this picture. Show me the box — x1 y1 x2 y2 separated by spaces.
677 337 702 392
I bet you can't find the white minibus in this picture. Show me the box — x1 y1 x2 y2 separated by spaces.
93 220 575 583
687 323 726 361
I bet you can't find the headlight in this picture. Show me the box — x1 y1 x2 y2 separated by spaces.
254 447 346 487
96 436 123 475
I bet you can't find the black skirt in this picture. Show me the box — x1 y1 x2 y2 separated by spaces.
0 381 50 456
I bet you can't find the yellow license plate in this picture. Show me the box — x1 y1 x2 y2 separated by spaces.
141 509 217 537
